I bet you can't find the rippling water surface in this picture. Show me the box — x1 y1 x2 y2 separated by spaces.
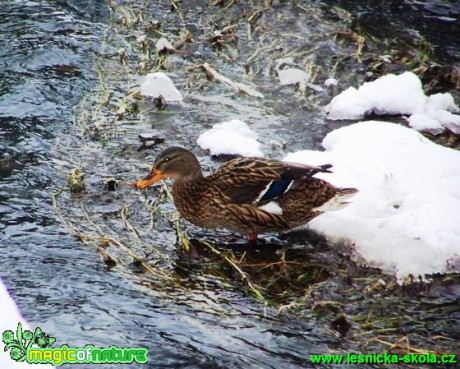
1 1 459 368
0 2 348 368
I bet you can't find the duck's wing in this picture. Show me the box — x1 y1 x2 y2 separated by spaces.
209 157 332 205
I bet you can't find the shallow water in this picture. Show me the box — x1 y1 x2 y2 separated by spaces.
1 1 459 368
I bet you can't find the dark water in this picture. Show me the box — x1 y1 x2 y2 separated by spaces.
1 1 459 368
321 0 460 61
0 2 350 368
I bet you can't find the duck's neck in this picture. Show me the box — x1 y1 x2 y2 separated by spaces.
176 159 204 182
172 169 206 218
174 172 203 188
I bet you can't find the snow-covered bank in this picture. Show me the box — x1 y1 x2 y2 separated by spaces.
285 121 460 281
1 279 54 368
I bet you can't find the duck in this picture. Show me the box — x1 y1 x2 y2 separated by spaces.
135 146 357 243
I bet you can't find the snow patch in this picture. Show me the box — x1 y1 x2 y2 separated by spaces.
324 77 338 87
197 119 263 157
326 72 460 133
139 72 183 102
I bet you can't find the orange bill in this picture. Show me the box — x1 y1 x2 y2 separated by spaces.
135 168 164 189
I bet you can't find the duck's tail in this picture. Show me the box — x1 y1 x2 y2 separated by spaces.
315 187 358 212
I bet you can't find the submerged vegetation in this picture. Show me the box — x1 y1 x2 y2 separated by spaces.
51 0 459 363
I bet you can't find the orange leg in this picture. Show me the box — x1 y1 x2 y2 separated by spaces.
248 233 258 246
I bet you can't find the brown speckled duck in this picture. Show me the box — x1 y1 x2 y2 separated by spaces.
135 147 357 243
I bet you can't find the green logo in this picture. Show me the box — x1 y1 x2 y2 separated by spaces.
2 323 148 366
2 323 55 362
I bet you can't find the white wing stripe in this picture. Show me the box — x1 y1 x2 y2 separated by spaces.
253 181 273 203
258 201 283 215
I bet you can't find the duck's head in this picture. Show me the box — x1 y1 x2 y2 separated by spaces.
135 146 202 189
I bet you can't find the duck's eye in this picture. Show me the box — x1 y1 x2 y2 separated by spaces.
164 157 170 162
